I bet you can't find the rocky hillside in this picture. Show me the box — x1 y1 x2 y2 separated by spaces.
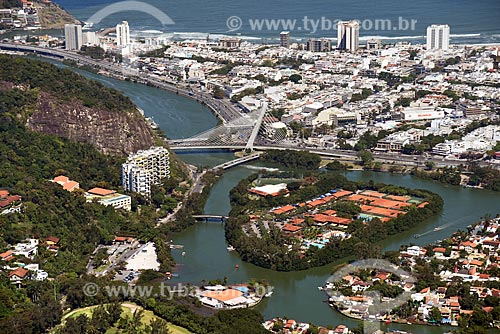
0 56 156 157
27 91 154 156
35 1 81 29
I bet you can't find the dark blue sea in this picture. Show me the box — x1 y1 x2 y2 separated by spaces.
55 0 500 44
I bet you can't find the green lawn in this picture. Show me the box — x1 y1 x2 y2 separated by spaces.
62 303 192 334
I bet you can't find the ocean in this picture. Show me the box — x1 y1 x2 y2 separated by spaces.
55 0 500 44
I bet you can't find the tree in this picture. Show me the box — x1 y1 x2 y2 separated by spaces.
429 306 441 322
425 161 436 170
148 318 171 334
289 74 302 84
212 86 225 99
358 150 374 167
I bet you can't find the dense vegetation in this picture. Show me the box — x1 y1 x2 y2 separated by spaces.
226 170 442 271
0 55 136 112
412 165 500 191
0 0 21 8
260 149 322 170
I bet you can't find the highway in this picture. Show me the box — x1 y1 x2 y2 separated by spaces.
170 143 500 170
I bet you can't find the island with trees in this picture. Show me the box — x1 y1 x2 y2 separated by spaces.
225 150 443 271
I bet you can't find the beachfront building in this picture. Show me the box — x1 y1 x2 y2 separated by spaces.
116 21 130 47
64 23 82 50
306 38 331 52
85 187 132 211
218 37 241 49
337 20 359 52
280 31 290 48
121 146 170 197
426 24 450 51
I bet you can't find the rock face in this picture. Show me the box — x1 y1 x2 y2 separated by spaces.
27 91 155 157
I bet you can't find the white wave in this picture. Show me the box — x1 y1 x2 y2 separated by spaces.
138 30 163 34
359 35 424 41
450 33 481 38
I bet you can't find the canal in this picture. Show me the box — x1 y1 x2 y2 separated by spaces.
49 59 500 333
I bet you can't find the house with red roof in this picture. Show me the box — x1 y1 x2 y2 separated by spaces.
0 190 22 214
282 224 303 235
9 267 29 285
52 175 80 192
0 250 15 262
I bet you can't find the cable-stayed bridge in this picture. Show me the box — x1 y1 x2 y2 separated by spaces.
168 102 287 151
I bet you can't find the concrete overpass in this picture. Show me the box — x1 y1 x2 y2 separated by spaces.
211 152 263 170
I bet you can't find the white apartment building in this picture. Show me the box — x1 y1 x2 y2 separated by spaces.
82 31 98 46
426 24 450 51
116 20 130 47
122 146 170 197
64 24 82 50
337 20 359 52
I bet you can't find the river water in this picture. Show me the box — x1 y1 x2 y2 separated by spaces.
51 61 500 333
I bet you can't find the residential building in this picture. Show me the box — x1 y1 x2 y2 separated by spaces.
116 20 130 47
12 239 39 259
218 37 241 49
85 187 132 211
426 24 450 51
280 31 290 48
122 146 170 197
82 31 98 46
306 38 331 52
0 250 14 262
64 23 82 50
366 38 382 50
456 99 489 118
337 20 359 52
9 267 29 285
0 189 22 214
51 175 80 192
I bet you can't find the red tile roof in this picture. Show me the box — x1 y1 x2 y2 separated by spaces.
44 236 60 244
9 267 29 279
0 250 14 261
282 224 303 233
272 205 295 215
88 187 116 196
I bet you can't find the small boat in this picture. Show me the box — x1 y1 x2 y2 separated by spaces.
434 227 443 232
181 251 186 256
235 264 239 269
318 286 324 291
413 234 420 239
265 291 273 297
227 245 235 252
